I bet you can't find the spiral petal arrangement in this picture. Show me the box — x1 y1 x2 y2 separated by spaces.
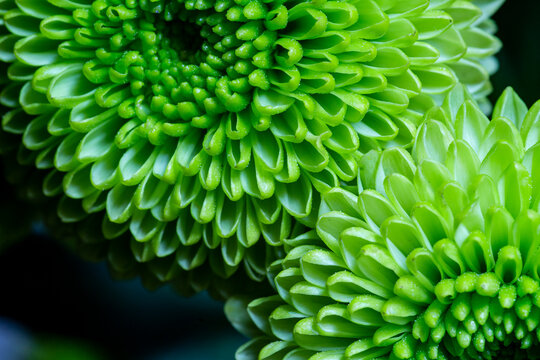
231 86 540 359
0 0 503 288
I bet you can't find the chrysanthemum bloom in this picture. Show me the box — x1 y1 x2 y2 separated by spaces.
230 87 540 359
0 0 502 289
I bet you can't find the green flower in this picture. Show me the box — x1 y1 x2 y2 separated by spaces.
230 86 540 359
0 0 502 288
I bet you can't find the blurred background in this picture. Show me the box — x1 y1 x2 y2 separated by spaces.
489 0 540 107
0 0 539 359
0 231 245 360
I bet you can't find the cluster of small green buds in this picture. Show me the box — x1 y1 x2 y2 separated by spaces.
391 271 540 359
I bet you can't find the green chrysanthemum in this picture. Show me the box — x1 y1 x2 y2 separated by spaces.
0 0 502 288
230 86 540 359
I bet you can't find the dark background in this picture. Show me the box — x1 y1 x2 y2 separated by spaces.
489 1 540 107
0 234 243 359
0 1 539 359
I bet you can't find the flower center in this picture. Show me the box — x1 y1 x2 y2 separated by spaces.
158 15 204 64
87 0 261 142
389 272 540 360
139 1 209 67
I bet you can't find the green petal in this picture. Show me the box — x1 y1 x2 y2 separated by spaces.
493 87 529 129
301 249 346 288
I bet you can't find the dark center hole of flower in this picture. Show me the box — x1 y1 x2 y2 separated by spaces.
155 13 205 64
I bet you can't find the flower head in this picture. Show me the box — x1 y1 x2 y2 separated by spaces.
232 86 540 359
0 0 503 288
